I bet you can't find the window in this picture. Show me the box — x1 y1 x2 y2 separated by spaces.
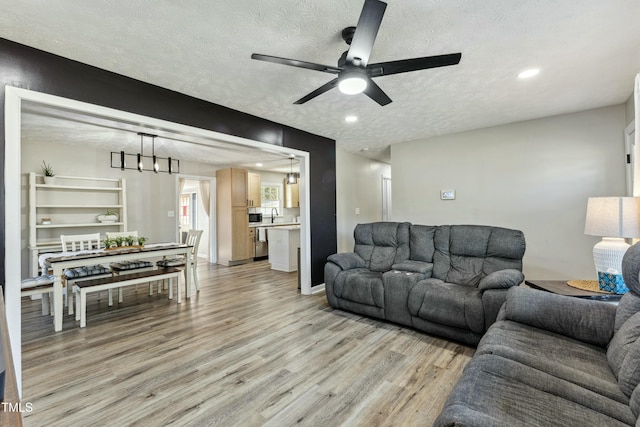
259 182 283 216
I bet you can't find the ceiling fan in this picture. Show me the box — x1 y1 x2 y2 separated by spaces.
251 0 461 106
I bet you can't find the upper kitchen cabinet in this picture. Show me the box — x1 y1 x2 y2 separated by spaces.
283 178 299 208
229 168 248 207
248 172 261 207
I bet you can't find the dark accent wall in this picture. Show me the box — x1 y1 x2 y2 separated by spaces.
0 38 337 286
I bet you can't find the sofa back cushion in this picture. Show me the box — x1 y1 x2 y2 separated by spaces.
616 242 640 332
432 225 526 286
409 225 436 262
354 222 410 272
608 311 640 396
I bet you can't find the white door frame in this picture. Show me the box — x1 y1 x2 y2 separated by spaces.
177 174 217 263
626 120 636 196
4 86 313 394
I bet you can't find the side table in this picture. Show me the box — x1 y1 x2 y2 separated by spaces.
524 280 622 302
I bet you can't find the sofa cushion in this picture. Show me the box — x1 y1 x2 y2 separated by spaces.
434 354 636 427
390 260 433 274
502 287 615 347
477 320 626 404
618 337 640 397
327 252 366 270
340 270 384 308
408 279 484 334
477 269 524 291
353 222 410 272
432 225 525 286
608 311 640 381
409 225 436 262
631 382 640 418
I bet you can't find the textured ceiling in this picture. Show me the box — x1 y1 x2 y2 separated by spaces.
3 0 640 163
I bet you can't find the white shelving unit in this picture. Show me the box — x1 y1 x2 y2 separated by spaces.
28 173 128 275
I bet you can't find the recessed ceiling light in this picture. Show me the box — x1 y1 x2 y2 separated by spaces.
255 163 263 167
345 115 358 123
517 68 540 79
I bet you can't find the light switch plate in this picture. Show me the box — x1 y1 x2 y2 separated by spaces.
441 190 456 200
167 210 175 217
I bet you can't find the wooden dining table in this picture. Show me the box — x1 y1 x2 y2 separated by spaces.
43 243 192 331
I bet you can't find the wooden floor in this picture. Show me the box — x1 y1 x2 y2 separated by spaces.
21 260 474 426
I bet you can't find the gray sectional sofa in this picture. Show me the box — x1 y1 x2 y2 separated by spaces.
324 222 526 345
435 241 640 426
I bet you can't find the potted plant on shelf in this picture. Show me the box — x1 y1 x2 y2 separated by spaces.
97 209 119 223
137 237 148 247
41 160 55 184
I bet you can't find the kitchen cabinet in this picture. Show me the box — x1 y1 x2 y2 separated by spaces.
267 225 300 272
283 178 299 208
248 227 256 258
28 173 127 275
216 168 251 265
231 168 248 207
248 172 261 207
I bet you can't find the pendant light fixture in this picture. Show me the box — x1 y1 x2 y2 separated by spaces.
286 156 297 184
111 132 180 174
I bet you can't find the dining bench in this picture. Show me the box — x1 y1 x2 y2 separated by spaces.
74 268 181 327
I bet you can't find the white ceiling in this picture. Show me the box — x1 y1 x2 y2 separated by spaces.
3 0 640 163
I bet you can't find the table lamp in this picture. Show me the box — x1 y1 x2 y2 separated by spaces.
584 197 640 294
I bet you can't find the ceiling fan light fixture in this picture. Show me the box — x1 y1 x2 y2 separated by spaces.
338 71 367 95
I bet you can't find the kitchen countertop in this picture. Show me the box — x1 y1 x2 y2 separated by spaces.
249 222 300 228
266 225 300 231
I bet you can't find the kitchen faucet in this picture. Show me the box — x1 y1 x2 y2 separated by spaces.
271 207 279 223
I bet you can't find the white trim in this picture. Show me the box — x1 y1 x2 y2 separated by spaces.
5 86 314 393
626 120 636 196
311 283 326 294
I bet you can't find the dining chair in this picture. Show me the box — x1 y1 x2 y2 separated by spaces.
106 231 156 296
60 233 112 315
156 229 204 292
21 274 55 316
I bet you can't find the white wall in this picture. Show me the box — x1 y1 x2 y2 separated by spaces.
21 141 215 276
391 105 627 280
336 150 391 252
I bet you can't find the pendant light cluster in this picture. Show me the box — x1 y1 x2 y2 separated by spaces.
110 132 180 174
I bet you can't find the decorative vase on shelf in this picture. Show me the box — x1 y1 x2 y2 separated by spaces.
97 213 119 223
43 176 56 185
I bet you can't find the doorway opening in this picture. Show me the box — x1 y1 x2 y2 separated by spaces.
178 177 215 263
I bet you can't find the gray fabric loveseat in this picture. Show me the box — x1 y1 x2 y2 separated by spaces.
324 222 526 346
435 242 640 426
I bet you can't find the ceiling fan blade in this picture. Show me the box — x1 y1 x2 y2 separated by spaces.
251 53 342 74
363 78 392 106
368 52 462 77
293 78 339 104
346 0 387 67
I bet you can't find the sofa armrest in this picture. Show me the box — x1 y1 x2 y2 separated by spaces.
391 260 433 275
327 252 366 271
477 269 524 291
501 287 616 347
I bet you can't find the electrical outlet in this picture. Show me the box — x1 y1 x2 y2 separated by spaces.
167 210 175 217
355 207 360 215
441 190 456 200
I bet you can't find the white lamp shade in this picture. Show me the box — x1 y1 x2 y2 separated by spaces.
584 197 640 238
